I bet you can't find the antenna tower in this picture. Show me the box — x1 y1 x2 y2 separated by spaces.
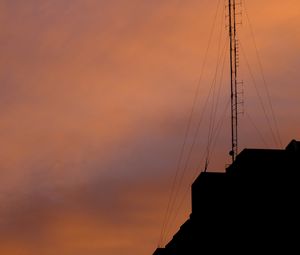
228 0 242 162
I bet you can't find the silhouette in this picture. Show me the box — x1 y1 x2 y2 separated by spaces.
153 140 300 254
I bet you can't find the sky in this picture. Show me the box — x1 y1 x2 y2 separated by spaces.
0 0 299 254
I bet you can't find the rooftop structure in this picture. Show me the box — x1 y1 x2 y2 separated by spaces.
153 140 300 254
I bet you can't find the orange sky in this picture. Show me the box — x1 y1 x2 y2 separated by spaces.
0 0 299 254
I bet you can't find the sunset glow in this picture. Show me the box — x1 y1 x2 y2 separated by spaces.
0 1 299 254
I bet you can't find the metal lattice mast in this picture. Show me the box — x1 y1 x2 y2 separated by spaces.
228 0 240 162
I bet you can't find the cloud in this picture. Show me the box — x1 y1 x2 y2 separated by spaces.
0 0 299 254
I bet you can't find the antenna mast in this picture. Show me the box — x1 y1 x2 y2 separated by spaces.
228 0 241 162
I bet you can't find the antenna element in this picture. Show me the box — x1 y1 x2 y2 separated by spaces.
228 0 242 162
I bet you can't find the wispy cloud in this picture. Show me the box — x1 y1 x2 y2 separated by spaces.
0 0 299 254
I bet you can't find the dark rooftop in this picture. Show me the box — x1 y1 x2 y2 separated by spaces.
153 140 300 254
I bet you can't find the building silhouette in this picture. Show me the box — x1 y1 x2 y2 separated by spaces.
153 140 300 254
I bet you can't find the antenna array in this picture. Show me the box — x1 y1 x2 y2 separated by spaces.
227 0 243 162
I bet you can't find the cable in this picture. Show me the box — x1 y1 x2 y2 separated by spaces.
164 99 230 239
205 15 227 167
161 70 214 245
205 39 228 169
158 0 222 246
245 111 269 148
164 33 229 243
209 99 231 158
244 0 283 148
240 42 280 148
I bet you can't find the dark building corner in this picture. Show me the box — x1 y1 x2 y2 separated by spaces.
153 140 300 254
